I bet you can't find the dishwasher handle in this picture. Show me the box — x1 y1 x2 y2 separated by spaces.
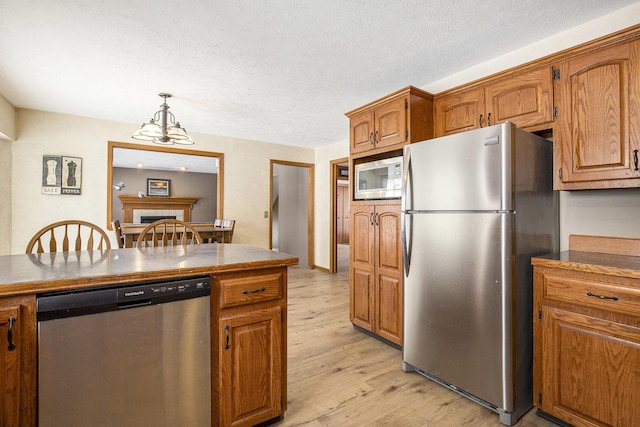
118 299 152 309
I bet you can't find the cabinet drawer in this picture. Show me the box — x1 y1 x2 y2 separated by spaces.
219 272 283 308
541 272 640 317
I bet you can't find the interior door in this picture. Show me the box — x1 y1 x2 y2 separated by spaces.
270 161 314 268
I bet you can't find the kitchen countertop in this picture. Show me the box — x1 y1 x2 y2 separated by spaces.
532 250 640 279
0 244 298 297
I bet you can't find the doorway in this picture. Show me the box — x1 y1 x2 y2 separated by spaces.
270 160 314 268
329 157 349 274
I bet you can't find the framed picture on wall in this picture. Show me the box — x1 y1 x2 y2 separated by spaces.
147 178 170 196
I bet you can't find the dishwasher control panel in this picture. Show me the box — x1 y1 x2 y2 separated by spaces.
118 276 210 302
37 276 211 321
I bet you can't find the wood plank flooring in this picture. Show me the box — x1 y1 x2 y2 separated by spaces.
272 245 557 427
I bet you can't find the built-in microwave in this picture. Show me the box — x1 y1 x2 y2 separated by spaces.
354 156 403 200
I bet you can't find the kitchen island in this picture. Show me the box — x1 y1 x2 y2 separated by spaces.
0 243 298 427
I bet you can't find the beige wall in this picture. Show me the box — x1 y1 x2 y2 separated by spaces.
10 109 314 255
314 140 349 269
0 93 16 140
0 140 11 254
0 94 15 254
5 4 640 258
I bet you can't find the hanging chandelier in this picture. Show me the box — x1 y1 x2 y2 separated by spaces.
132 93 194 145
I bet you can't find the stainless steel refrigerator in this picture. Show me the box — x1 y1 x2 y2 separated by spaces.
401 122 558 426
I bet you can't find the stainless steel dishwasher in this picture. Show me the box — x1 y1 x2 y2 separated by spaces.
37 276 211 427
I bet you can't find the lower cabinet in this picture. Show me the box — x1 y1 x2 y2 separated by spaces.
219 307 283 426
350 202 403 346
214 268 287 427
533 262 640 427
0 295 36 427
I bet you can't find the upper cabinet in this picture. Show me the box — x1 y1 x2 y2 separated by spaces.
554 38 640 189
346 86 433 157
434 66 554 137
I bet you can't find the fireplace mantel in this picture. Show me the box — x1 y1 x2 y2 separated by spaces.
117 196 198 223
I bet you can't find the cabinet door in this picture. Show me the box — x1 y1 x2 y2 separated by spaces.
350 205 374 330
485 66 553 129
539 306 640 426
349 109 375 154
374 205 403 345
556 39 640 186
0 296 36 427
374 96 408 150
219 307 283 427
434 87 484 137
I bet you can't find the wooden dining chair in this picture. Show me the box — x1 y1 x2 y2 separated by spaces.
221 219 235 243
136 219 203 248
26 220 111 254
112 219 125 249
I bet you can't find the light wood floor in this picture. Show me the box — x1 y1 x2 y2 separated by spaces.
273 244 557 427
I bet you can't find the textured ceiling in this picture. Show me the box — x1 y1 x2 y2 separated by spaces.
1 1 639 148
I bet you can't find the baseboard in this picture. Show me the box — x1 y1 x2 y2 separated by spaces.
353 324 402 350
536 409 574 427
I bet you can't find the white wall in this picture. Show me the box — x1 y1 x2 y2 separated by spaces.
10 109 314 254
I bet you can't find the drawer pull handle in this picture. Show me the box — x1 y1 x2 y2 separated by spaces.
7 316 16 351
242 287 266 295
224 325 230 349
586 291 619 301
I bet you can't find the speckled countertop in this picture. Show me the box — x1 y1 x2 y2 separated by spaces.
0 244 298 297
532 251 640 280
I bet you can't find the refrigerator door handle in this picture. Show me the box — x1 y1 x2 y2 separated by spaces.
402 146 413 276
401 147 412 213
402 213 412 276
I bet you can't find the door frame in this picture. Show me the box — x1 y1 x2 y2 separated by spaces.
329 157 349 273
269 160 315 268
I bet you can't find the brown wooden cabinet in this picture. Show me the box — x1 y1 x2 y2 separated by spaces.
0 295 36 427
350 202 403 346
532 235 640 427
214 268 287 427
554 39 640 189
434 66 554 137
346 86 433 157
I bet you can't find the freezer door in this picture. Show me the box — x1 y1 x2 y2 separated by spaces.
403 211 514 412
403 123 513 212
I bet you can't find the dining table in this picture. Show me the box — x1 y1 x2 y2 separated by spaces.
120 222 233 247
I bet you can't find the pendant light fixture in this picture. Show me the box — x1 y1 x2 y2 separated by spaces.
132 93 194 145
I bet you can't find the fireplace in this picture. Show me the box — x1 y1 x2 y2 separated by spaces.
117 196 198 224
140 215 177 224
